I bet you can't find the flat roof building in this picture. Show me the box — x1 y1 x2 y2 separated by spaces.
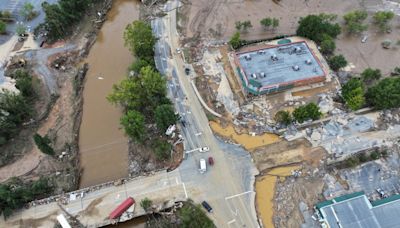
316 191 400 228
233 38 327 95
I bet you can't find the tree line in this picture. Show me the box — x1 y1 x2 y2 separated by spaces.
0 70 35 147
0 177 53 218
35 0 92 41
108 20 178 160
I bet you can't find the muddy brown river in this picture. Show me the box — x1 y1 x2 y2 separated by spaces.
79 0 139 188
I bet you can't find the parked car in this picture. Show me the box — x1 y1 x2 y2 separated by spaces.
201 201 213 213
208 157 214 166
199 146 209 152
199 159 207 174
185 67 190 75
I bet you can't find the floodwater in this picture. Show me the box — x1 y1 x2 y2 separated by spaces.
255 165 302 228
79 0 139 188
209 121 280 151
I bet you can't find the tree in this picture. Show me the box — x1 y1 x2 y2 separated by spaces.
20 2 38 21
120 110 146 142
373 11 395 32
328 55 347 71
229 32 241 49
14 70 34 98
241 20 252 32
274 110 292 125
343 10 368 34
33 134 55 155
124 20 156 61
140 197 153 212
129 58 154 75
341 78 365 110
296 14 341 43
0 21 6 34
153 139 172 160
155 104 178 132
16 24 26 35
272 18 279 29
361 68 381 84
108 66 167 114
260 18 272 29
235 21 242 31
320 35 336 55
292 103 321 123
0 90 32 146
179 201 215 228
366 77 400 109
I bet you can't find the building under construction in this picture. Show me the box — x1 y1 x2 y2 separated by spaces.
233 38 327 95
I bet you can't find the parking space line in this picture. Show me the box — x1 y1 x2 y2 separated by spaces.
225 191 253 200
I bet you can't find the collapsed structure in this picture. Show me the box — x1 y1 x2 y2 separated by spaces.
316 192 400 228
232 38 327 95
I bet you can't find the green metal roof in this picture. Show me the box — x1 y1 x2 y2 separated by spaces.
333 191 365 203
371 194 400 207
316 200 334 210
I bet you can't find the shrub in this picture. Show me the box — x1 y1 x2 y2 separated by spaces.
370 151 380 160
0 20 6 34
341 78 365 110
140 197 153 212
33 134 55 155
361 68 381 84
229 32 242 49
153 139 172 160
292 103 322 123
274 110 292 125
328 55 347 71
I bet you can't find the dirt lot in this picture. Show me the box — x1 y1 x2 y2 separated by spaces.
180 0 400 74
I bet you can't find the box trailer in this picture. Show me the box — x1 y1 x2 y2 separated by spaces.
109 197 135 220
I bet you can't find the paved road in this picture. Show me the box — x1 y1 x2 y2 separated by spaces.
153 1 260 227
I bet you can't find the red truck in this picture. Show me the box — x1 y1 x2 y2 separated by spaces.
109 197 135 220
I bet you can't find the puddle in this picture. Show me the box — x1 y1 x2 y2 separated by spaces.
209 121 280 150
255 165 302 228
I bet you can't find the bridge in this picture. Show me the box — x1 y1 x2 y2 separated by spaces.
0 170 187 227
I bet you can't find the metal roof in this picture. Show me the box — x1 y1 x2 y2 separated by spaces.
318 193 400 228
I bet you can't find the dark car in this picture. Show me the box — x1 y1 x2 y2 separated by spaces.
185 68 190 75
201 201 213 213
208 157 214 166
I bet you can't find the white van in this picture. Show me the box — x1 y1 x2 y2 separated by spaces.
199 159 207 174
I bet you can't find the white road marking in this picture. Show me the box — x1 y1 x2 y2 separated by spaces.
182 183 188 199
225 191 253 200
227 219 236 225
175 177 179 185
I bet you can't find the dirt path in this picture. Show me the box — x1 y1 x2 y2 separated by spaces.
0 146 43 182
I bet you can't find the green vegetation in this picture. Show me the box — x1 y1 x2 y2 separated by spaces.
338 150 386 169
0 90 33 147
153 139 172 160
320 35 336 55
343 10 368 34
13 70 35 98
229 32 242 49
391 67 400 76
179 201 215 228
260 17 279 30
0 11 12 20
155 104 179 132
20 2 38 21
33 134 55 155
341 78 365 111
292 103 322 123
0 177 53 218
274 110 292 126
37 0 91 42
140 197 153 212
0 20 6 34
373 11 395 32
120 110 146 142
16 24 26 36
328 54 347 71
296 14 341 43
366 77 400 109
361 68 381 84
235 20 252 32
109 20 177 161
124 20 156 63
